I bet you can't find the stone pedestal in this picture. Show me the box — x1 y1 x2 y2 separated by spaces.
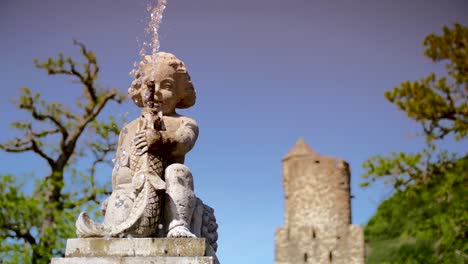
51 238 218 264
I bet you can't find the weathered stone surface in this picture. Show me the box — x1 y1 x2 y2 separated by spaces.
51 256 214 264
275 138 365 264
52 238 218 264
65 238 207 257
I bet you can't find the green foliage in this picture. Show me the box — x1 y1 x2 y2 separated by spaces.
0 42 126 264
361 152 423 189
0 175 40 263
384 23 467 142
365 157 468 264
363 23 468 263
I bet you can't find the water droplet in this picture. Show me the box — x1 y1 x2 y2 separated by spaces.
114 160 121 171
123 127 129 134
115 199 124 208
144 92 151 100
112 158 116 164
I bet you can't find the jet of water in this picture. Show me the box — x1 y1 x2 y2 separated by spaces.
145 0 167 79
131 0 168 84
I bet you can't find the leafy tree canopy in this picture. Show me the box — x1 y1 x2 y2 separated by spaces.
362 23 467 263
0 42 127 264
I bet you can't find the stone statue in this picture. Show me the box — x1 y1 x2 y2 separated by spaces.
76 52 218 251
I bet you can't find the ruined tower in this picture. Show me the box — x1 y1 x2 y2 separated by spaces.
275 138 365 264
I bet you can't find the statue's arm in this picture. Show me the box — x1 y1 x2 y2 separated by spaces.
144 117 198 156
162 117 199 156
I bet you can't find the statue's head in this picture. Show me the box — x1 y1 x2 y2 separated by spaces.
128 52 196 114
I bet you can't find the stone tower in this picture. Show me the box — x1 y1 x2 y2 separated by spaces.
275 138 365 264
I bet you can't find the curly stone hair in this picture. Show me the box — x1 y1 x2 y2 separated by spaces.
128 52 196 109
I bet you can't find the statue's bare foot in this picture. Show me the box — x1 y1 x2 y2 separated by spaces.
167 226 196 238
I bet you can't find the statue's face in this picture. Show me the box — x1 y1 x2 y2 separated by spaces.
140 60 183 115
145 76 178 115
129 52 195 112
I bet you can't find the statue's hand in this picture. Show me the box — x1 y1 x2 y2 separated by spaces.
134 129 162 156
101 197 109 216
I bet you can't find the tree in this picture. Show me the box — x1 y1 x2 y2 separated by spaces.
0 41 127 264
362 23 467 263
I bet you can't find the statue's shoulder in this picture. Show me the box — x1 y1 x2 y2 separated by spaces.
165 114 198 128
180 116 198 134
180 115 198 127
127 118 141 127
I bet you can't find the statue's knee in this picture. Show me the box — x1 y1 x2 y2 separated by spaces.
165 164 193 189
166 164 191 178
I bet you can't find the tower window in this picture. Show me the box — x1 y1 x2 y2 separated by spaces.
304 253 308 262
329 251 333 262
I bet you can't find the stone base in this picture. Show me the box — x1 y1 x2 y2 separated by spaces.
51 238 218 264
51 256 214 264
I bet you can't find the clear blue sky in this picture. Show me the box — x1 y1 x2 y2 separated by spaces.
1 0 467 263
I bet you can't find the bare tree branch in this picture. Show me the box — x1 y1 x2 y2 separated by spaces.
30 137 55 168
74 40 98 104
32 128 60 138
0 144 32 153
18 92 69 147
2 223 37 246
0 122 56 167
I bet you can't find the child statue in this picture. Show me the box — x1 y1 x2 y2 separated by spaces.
76 52 218 251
